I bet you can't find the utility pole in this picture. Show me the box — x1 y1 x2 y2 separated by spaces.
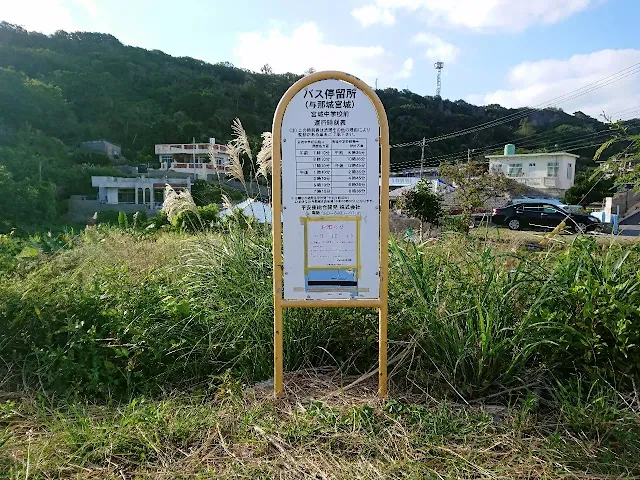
420 137 426 178
375 78 378 90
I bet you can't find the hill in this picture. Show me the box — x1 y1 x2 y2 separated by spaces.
0 21 629 230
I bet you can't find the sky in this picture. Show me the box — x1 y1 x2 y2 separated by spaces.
2 0 640 120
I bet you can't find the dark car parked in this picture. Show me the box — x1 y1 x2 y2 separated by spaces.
492 202 601 232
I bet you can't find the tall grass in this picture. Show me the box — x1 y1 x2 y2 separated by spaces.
1 228 639 401
388 237 550 398
528 237 640 382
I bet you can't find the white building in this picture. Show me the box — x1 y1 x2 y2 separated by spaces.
486 144 578 196
91 176 191 211
155 138 230 181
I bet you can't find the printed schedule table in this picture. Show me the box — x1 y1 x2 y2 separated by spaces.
295 138 367 195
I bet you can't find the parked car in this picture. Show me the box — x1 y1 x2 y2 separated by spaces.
507 197 584 213
492 201 601 232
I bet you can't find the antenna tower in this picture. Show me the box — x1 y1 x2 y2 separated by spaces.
434 61 444 97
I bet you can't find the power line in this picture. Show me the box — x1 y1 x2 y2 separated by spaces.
390 130 615 171
391 136 616 172
390 62 640 149
609 105 640 117
389 118 640 172
422 65 640 144
389 140 625 176
389 125 640 172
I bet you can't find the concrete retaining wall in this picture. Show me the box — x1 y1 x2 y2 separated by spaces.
67 196 158 223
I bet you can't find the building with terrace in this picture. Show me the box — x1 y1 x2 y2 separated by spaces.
155 138 230 181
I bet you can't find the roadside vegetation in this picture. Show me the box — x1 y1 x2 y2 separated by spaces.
2 222 640 477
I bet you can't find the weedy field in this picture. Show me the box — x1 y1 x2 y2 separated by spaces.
1 225 640 478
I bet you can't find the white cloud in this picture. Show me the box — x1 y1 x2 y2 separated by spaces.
233 22 404 86
396 58 414 79
467 49 640 120
411 33 460 63
0 0 101 33
71 0 99 19
352 0 595 32
352 5 395 27
1 0 78 33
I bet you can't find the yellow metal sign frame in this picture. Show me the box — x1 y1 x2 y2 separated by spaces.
271 70 390 398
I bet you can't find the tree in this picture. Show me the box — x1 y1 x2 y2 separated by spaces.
438 163 513 233
594 122 640 192
260 64 273 74
0 22 617 229
304 67 316 76
398 180 444 229
562 171 615 206
515 118 535 137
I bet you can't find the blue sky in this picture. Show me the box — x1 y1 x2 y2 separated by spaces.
2 0 640 119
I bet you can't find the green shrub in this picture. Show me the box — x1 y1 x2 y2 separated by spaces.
530 237 640 383
96 210 147 228
118 211 128 228
442 215 470 233
2 228 640 400
197 204 219 227
95 210 119 225
398 180 444 226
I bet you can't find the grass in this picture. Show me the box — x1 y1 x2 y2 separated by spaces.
2 226 640 477
2 372 639 478
2 227 640 398
470 225 640 247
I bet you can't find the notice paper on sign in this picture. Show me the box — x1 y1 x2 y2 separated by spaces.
302 217 361 292
281 78 380 300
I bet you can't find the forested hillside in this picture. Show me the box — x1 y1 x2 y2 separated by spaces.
0 21 629 230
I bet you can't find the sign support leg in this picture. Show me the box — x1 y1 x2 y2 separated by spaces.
378 303 388 398
274 303 284 397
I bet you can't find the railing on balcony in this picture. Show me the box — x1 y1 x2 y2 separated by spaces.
155 144 228 154
516 177 543 186
506 175 558 188
169 163 229 172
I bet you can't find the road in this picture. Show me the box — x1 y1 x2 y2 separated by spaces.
620 211 640 236
620 225 640 237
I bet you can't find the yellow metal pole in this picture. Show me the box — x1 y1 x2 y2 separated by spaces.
272 81 285 399
271 71 390 399
378 98 390 399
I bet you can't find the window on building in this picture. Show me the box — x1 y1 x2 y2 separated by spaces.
507 163 523 177
117 188 135 204
567 163 572 179
547 161 559 177
528 162 536 175
197 156 210 164
160 155 172 163
154 189 164 204
215 156 226 166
